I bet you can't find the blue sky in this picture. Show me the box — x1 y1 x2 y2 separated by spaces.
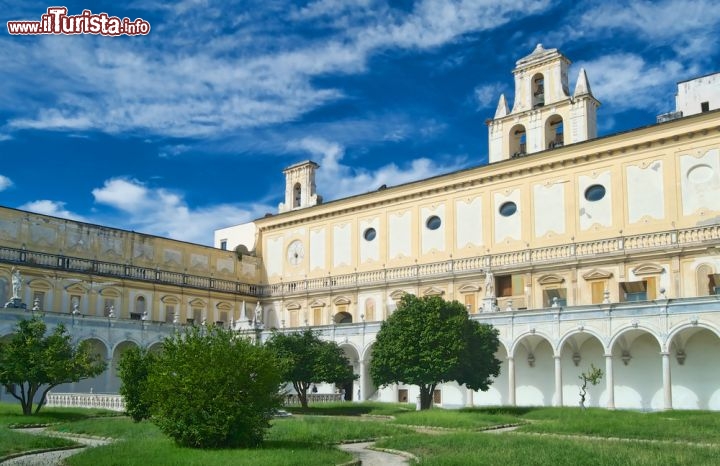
1 0 718 245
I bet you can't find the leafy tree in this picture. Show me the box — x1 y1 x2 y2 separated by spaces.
146 325 283 448
266 329 356 408
118 346 157 422
578 363 603 409
0 316 106 415
370 294 501 410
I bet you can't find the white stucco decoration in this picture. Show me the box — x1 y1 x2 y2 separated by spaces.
579 171 612 230
456 196 482 248
627 161 665 223
265 235 284 277
359 217 380 263
494 189 521 242
389 210 411 259
310 227 326 271
333 223 351 268
533 182 565 237
421 204 445 254
680 149 720 216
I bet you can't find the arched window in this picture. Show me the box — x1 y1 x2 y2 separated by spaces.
509 124 527 158
334 311 353 324
532 73 545 108
545 115 564 149
293 183 302 208
696 264 713 296
132 296 146 320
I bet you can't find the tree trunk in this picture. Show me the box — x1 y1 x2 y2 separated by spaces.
419 384 435 410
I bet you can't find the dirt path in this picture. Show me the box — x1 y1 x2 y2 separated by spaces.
1 428 112 466
338 441 414 466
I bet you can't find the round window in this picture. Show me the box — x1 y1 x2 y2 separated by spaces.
426 215 442 230
584 184 606 202
363 228 376 241
499 201 517 217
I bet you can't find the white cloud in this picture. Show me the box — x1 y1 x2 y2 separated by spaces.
92 178 150 212
0 174 12 191
288 136 465 201
573 0 720 58
576 54 695 113
473 83 505 110
19 200 86 222
0 1 554 139
91 177 271 244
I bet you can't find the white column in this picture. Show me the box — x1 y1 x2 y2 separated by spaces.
554 355 563 407
604 353 615 409
661 352 673 410
466 386 474 407
358 360 365 402
508 357 516 406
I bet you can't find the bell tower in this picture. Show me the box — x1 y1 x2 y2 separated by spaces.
487 44 600 163
278 160 322 213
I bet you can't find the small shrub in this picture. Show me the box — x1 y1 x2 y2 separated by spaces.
146 326 283 448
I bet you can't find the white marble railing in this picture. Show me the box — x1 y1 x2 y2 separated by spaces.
264 223 720 297
45 392 126 412
283 393 344 405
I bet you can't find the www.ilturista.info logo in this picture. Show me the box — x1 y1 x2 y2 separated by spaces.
7 7 150 36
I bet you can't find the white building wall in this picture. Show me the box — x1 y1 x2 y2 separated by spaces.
310 227 326 271
579 171 612 230
214 221 256 251
359 218 380 264
680 149 720 216
494 189 521 243
676 73 720 116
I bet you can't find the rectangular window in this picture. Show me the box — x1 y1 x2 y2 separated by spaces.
591 281 605 304
70 294 81 313
620 281 648 302
398 389 408 403
130 312 142 320
496 275 524 297
220 311 228 324
192 308 202 323
289 310 299 328
313 307 322 325
165 305 175 323
464 294 476 313
433 389 442 405
220 240 227 250
104 298 116 317
701 101 710 112
710 274 720 295
543 288 567 307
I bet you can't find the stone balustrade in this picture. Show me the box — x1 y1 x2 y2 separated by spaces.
2 223 719 301
283 393 344 405
45 392 126 412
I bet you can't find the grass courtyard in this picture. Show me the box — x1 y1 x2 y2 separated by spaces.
1 402 720 465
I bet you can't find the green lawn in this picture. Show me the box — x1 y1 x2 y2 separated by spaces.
0 403 119 458
3 402 720 465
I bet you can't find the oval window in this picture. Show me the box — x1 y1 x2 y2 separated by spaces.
426 216 442 230
499 201 517 217
584 184 606 202
363 228 376 241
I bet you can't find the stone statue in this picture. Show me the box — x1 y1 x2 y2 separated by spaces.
11 267 22 299
254 302 263 321
484 271 495 298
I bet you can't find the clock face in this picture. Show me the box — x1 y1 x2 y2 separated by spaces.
287 240 304 266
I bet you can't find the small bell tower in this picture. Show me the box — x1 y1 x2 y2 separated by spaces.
278 160 322 213
487 44 600 163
